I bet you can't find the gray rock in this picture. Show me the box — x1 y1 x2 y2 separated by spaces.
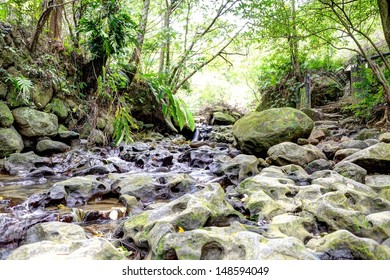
155 222 316 260
379 132 390 143
120 183 243 251
89 129 106 146
209 154 259 184
365 175 390 201
23 222 86 244
4 151 49 176
7 238 125 260
110 172 200 203
0 126 23 158
339 139 369 150
333 161 367 183
305 159 334 174
334 148 360 163
36 139 70 155
267 142 326 167
12 107 58 137
47 176 111 207
211 112 236 125
306 230 390 259
0 101 14 127
354 128 381 140
342 143 390 174
233 108 314 156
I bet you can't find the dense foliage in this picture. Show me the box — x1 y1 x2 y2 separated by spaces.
1 0 390 136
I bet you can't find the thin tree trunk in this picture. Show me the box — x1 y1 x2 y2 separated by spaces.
378 0 390 50
29 0 55 52
49 0 63 41
128 0 150 84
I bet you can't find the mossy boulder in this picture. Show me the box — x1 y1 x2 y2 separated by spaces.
0 81 7 99
36 139 70 155
233 108 314 156
306 230 390 259
342 143 390 174
267 142 326 167
0 100 14 127
0 126 24 158
211 112 236 125
7 222 125 260
45 97 69 119
12 107 58 137
32 82 53 109
155 222 316 260
4 151 49 176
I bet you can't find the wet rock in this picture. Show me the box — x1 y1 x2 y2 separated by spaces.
110 172 200 203
267 142 326 167
209 154 260 184
155 222 316 260
342 143 390 174
0 126 24 158
12 107 58 137
119 195 143 215
120 184 243 250
57 125 80 141
211 112 236 125
209 125 235 144
36 139 70 155
47 176 111 207
73 165 114 176
379 132 390 143
179 145 227 169
4 151 49 176
334 148 360 163
22 222 86 244
305 159 334 174
339 139 368 150
306 230 390 259
233 108 314 156
0 101 14 127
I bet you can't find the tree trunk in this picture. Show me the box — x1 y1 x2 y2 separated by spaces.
128 0 150 84
378 0 390 50
29 0 55 52
49 0 63 41
290 0 300 81
159 1 171 74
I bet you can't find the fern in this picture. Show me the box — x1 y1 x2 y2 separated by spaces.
113 99 139 146
6 75 34 104
143 73 195 131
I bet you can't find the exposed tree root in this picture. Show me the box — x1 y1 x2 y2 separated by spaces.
375 106 390 128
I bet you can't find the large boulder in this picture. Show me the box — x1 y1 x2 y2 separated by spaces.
46 176 111 207
211 112 236 125
110 172 200 203
233 108 314 156
267 142 326 167
155 222 316 260
0 101 14 127
306 230 390 260
4 151 49 176
342 143 390 174
7 222 125 260
0 126 23 158
12 107 58 137
36 139 70 155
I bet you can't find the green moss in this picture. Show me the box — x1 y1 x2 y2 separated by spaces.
45 98 69 119
0 100 14 127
